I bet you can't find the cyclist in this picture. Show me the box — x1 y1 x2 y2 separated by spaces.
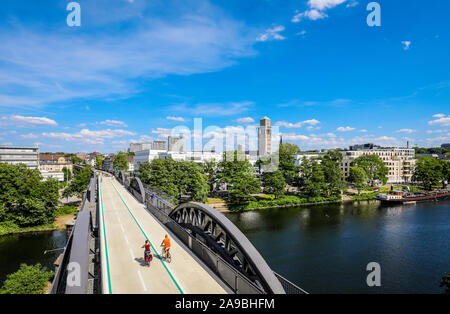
141 240 151 264
160 234 171 260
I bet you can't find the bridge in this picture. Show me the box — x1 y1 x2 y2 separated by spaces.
50 170 307 294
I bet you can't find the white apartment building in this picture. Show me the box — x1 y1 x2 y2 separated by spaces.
129 142 153 153
0 146 39 169
294 152 325 166
40 171 65 182
341 144 416 184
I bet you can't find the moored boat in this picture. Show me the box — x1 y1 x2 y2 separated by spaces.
376 189 450 204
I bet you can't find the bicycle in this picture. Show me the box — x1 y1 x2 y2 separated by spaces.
144 251 153 267
160 245 172 263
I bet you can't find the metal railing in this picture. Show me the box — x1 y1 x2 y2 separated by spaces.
273 272 308 294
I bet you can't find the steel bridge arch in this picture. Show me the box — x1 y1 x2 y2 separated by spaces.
169 202 285 294
128 176 146 203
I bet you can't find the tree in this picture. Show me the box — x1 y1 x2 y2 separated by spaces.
278 143 301 184
113 152 129 171
348 166 368 195
261 170 286 198
96 156 104 168
62 166 72 182
297 158 327 197
412 156 443 190
201 160 219 194
71 156 84 165
321 150 344 196
0 264 54 294
137 159 208 204
218 151 261 203
440 271 450 294
351 155 388 186
440 160 450 188
63 165 93 198
0 163 59 226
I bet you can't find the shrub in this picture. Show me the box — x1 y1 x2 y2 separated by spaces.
0 264 54 294
0 221 20 236
54 205 78 217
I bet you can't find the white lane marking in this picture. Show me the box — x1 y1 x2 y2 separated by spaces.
137 270 148 291
129 248 135 260
119 223 125 233
123 234 129 245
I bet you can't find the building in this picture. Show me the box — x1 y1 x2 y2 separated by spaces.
127 155 134 172
129 142 153 153
76 153 87 161
40 171 65 182
0 146 39 169
294 152 326 166
168 136 185 153
153 140 167 151
133 149 166 170
341 144 416 184
39 154 72 172
442 143 450 148
103 155 114 172
258 117 272 156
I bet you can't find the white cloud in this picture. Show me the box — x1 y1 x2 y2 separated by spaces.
3 115 58 126
172 101 253 116
99 120 128 127
275 119 320 128
428 115 450 126
20 133 38 139
359 129 368 133
236 117 255 123
292 10 328 23
166 116 186 122
402 41 411 50
396 129 415 134
0 3 257 109
336 126 355 132
257 25 286 42
42 128 136 145
308 0 348 10
433 113 445 118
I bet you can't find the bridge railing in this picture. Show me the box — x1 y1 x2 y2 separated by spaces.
273 272 308 294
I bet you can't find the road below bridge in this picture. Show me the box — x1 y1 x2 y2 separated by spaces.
98 175 227 294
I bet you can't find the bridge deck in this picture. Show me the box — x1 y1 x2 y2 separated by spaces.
98 175 227 294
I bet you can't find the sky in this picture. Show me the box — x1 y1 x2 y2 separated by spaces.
0 0 449 153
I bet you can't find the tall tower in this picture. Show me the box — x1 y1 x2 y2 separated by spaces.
258 116 272 156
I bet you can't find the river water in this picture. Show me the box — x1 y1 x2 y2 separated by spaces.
225 200 450 294
0 201 448 293
0 230 67 288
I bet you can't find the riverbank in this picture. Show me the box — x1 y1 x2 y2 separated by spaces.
0 205 78 237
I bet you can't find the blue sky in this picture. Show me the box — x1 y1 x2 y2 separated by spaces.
0 0 449 153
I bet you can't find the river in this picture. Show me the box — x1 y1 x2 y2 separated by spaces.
225 200 450 294
0 230 67 288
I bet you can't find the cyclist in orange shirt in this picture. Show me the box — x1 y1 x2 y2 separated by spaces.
160 234 171 260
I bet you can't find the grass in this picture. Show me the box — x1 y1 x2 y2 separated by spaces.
229 194 342 211
54 205 78 217
0 221 57 236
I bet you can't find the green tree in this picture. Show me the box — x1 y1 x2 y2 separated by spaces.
278 143 301 184
0 264 54 294
0 163 59 226
71 156 84 165
348 166 368 195
321 150 345 196
63 165 93 198
412 156 443 190
440 271 450 294
113 152 129 171
218 151 261 203
261 170 286 198
137 159 208 204
297 158 326 197
201 160 219 194
62 166 72 182
96 155 104 168
351 155 388 186
440 160 450 188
